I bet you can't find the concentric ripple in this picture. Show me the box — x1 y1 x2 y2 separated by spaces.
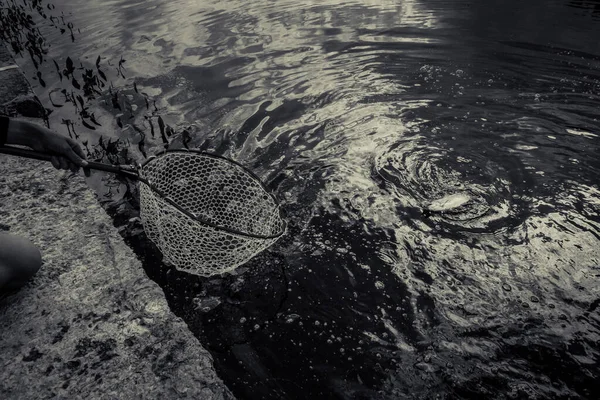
375 138 533 234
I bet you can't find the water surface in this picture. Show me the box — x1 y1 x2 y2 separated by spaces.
13 0 600 398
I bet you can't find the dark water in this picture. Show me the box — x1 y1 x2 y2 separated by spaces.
7 0 600 398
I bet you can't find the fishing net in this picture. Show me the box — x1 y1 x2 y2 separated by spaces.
139 150 286 276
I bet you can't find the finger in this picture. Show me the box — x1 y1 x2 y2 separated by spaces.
50 156 61 170
59 157 69 170
70 141 87 161
69 161 79 173
64 141 88 167
68 139 88 165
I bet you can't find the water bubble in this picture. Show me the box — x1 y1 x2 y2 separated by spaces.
375 281 385 290
254 324 260 330
193 296 221 312
285 314 301 324
502 283 512 292
351 194 366 210
240 317 247 323
530 296 540 303
415 362 429 371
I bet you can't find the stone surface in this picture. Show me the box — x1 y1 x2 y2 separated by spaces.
0 46 234 400
0 48 11 65
0 68 30 105
0 46 46 117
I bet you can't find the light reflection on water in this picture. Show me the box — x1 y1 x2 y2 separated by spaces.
15 0 600 398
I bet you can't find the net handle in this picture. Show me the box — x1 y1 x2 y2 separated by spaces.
0 145 142 181
1 145 287 239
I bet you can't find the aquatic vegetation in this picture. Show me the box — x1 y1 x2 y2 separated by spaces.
2 0 182 174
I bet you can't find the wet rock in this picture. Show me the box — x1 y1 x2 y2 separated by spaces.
13 96 47 118
0 68 29 105
0 152 234 399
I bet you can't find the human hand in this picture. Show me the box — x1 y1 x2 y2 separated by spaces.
24 122 88 172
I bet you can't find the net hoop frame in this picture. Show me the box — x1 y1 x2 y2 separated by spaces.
138 148 286 240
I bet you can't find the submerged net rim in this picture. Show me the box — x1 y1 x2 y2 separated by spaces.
139 148 287 240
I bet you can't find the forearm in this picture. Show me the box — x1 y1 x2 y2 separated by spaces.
4 118 42 148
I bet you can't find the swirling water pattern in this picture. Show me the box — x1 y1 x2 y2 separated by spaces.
16 0 600 398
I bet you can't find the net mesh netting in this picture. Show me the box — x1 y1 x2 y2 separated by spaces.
139 151 285 276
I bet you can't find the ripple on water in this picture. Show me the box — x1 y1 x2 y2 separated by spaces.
17 0 600 398
374 136 534 235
